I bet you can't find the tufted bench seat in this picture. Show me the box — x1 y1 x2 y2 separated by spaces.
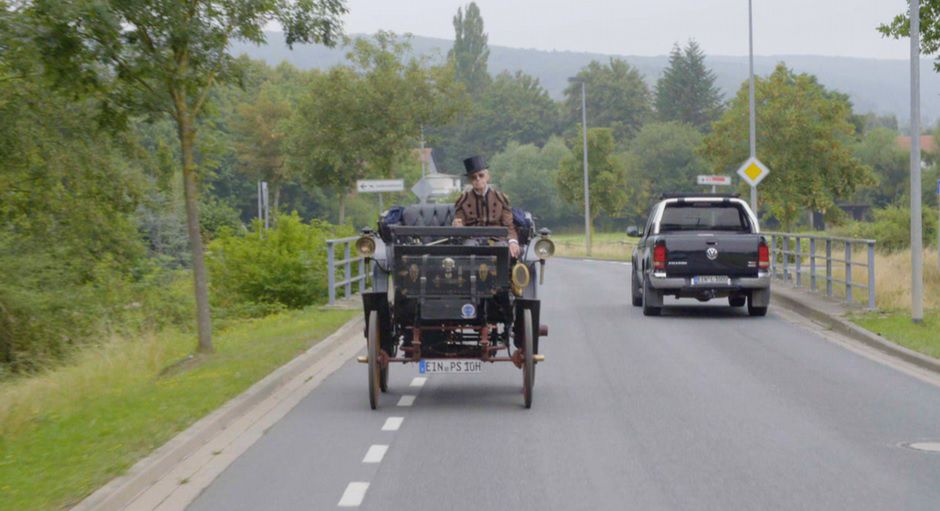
401 204 456 227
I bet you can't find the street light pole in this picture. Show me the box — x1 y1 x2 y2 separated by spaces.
910 0 924 323
748 0 758 213
582 81 592 257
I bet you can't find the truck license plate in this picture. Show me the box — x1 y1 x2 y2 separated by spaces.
419 360 483 374
692 275 731 286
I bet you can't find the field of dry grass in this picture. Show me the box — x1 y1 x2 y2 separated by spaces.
552 232 636 261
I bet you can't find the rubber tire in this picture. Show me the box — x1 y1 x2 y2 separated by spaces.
729 295 746 307
380 366 389 393
631 269 643 307
747 295 768 317
642 276 662 317
522 309 535 409
367 311 381 409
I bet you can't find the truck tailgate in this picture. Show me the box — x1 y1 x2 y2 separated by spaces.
663 234 760 278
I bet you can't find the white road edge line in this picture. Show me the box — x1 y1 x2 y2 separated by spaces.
410 376 427 387
397 395 416 407
362 444 389 464
337 482 369 507
381 417 403 431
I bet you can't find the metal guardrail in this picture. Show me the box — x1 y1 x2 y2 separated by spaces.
764 232 876 310
326 236 370 305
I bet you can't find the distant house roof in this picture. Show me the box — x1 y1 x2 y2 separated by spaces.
415 147 441 174
896 135 937 154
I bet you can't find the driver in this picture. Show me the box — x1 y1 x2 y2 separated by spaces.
452 155 520 258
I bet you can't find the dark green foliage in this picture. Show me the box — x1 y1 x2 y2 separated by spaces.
490 138 578 228
630 121 707 206
448 2 490 96
838 206 938 251
207 214 351 313
852 128 910 208
879 1 940 71
654 41 723 131
562 59 652 141
702 64 874 228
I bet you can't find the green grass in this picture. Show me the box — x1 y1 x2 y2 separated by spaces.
551 232 636 261
0 307 357 511
851 309 940 359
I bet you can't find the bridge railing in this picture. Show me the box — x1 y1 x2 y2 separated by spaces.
326 236 370 305
764 232 877 310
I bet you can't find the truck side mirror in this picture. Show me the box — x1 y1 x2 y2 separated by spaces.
625 226 640 237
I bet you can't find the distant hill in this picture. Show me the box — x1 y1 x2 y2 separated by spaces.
232 33 940 124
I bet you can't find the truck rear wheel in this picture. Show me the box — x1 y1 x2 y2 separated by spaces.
747 294 768 317
642 276 662 317
631 269 643 307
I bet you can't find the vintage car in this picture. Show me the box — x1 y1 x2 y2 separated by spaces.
354 204 555 409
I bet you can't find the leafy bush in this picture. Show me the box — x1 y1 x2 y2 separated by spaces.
207 213 351 313
835 206 938 251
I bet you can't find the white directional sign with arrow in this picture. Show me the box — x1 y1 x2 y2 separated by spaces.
356 179 404 193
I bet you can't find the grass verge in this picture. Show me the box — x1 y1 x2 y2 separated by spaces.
0 307 357 511
851 309 940 360
552 232 635 261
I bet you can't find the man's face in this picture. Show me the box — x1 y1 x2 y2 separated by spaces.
469 169 489 193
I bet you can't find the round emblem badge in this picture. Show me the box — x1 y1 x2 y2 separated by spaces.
460 303 476 319
706 247 719 260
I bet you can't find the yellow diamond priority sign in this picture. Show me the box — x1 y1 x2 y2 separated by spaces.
736 156 770 187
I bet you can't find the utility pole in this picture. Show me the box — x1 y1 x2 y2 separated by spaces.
748 0 758 213
910 0 924 323
582 81 592 257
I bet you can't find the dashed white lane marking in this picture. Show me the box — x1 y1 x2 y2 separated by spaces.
397 395 416 407
410 376 427 387
362 444 389 463
337 482 369 507
381 417 403 431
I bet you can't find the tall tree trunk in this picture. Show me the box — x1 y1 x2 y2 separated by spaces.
338 191 347 225
177 107 214 354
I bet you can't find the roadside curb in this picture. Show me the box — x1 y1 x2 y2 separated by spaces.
771 286 940 375
71 315 364 511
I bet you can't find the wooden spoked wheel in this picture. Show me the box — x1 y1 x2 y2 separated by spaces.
367 311 381 410
522 309 535 409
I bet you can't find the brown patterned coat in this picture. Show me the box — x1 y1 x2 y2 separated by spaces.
452 187 519 242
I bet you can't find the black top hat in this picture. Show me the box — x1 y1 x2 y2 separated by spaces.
463 155 487 176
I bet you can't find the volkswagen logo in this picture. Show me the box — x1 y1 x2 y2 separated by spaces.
706 247 719 260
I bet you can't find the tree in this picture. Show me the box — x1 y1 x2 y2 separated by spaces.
562 59 652 141
26 0 346 353
654 41 723 131
448 2 490 96
630 121 707 201
557 127 631 229
853 127 909 207
879 2 940 71
490 137 578 228
288 34 463 224
701 64 873 229
232 82 292 215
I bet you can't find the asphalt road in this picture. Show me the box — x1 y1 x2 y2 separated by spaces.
188 258 940 511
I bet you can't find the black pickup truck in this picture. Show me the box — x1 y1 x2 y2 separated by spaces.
629 194 770 317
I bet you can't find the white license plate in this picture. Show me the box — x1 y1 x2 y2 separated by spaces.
419 360 483 374
692 275 731 286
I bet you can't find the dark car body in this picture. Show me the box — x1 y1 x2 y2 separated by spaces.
357 204 554 408
630 195 771 316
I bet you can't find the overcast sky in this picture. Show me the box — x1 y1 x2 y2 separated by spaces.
338 0 911 59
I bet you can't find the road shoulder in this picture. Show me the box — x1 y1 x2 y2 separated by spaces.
71 316 364 511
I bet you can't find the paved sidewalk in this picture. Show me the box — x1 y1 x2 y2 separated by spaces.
771 281 940 374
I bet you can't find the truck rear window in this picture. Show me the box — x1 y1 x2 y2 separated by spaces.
659 203 752 232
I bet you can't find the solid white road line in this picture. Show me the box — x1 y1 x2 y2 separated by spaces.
362 444 389 464
397 395 416 407
381 417 403 431
410 377 427 387
337 482 369 507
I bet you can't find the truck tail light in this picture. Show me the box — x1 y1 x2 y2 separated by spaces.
758 241 770 270
653 243 667 271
